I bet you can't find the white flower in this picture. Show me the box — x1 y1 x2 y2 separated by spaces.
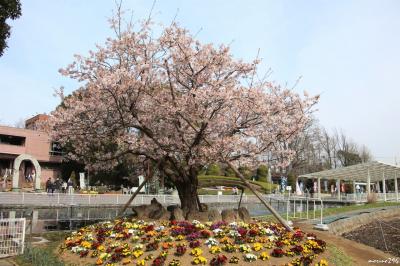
229 230 241 237
192 220 201 225
229 222 238 228
71 246 85 253
205 238 219 248
213 228 223 234
244 253 257 262
155 226 165 232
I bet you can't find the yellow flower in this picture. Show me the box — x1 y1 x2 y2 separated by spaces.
176 235 185 241
81 241 92 249
210 246 221 254
253 243 263 251
97 245 105 252
132 250 144 258
259 251 269 261
192 256 207 265
99 252 111 260
220 236 231 244
190 248 203 256
136 259 145 266
316 259 329 266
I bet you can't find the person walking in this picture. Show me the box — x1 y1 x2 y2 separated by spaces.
67 178 74 194
46 178 51 193
62 181 67 193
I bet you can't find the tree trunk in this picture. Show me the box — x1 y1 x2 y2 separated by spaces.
175 179 199 214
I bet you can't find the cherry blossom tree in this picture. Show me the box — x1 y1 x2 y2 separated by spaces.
49 12 318 214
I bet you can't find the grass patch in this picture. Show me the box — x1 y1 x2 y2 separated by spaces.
327 244 354 266
14 232 72 266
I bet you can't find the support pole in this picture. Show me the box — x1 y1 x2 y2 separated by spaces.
353 180 356 201
118 177 149 216
367 169 371 194
226 160 293 232
337 179 341 200
317 177 321 199
238 187 244 208
394 172 398 202
382 171 387 202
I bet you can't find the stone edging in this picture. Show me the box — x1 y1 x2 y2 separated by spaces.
329 207 400 235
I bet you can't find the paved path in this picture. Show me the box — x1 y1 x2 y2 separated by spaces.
0 258 16 266
297 222 398 266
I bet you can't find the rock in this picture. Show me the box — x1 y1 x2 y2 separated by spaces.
167 205 180 212
199 203 208 211
208 209 221 222
238 207 251 222
132 198 167 220
171 207 185 221
131 205 147 219
186 211 210 222
221 209 238 223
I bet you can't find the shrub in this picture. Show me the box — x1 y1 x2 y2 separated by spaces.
256 165 268 182
367 192 377 203
206 164 222 176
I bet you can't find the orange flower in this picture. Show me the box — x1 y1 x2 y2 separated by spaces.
162 242 173 249
96 258 103 265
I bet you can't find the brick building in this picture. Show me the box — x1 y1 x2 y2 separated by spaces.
0 115 62 190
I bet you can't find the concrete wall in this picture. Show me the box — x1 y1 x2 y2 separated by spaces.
329 207 400 235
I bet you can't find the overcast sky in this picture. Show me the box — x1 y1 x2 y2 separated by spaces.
1 0 400 163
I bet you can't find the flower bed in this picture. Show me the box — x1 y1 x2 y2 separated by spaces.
59 218 329 265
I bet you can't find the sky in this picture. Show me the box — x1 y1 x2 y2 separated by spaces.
1 0 400 163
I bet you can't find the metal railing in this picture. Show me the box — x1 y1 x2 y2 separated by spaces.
0 191 396 207
0 192 270 207
284 196 324 224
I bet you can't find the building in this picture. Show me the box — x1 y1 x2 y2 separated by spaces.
0 115 62 191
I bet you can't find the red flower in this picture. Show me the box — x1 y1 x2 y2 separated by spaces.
271 248 284 257
210 254 228 266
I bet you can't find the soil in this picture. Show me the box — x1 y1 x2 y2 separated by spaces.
342 217 400 257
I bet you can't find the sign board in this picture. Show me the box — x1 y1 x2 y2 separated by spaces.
79 172 86 189
286 186 292 191
138 175 145 192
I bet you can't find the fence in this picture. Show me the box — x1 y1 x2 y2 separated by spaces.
0 192 272 207
0 218 26 258
284 196 324 224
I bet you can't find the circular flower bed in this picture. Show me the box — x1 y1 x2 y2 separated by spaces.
59 218 329 265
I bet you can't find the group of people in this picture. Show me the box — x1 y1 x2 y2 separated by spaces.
45 177 75 194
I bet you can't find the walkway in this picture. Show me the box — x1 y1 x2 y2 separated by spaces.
297 222 395 266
